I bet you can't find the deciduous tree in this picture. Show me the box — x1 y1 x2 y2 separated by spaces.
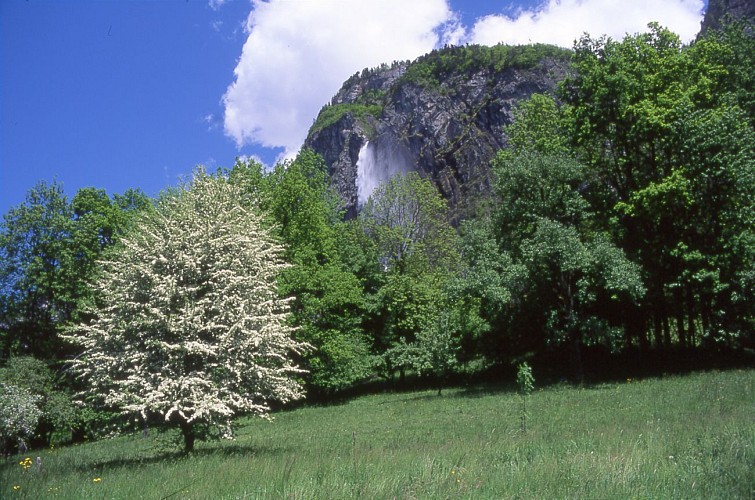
67 170 307 452
562 22 754 349
0 183 149 362
0 181 73 360
359 173 464 381
231 151 373 394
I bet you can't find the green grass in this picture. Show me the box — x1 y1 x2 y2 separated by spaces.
2 369 753 498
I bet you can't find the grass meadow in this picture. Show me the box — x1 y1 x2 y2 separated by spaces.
2 369 753 499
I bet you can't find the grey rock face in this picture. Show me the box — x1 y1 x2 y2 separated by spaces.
700 0 755 35
304 46 571 220
306 113 367 218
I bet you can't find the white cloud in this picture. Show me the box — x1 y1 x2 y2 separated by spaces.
236 153 269 168
222 0 705 155
203 113 220 131
208 0 228 11
223 0 454 155
469 0 704 48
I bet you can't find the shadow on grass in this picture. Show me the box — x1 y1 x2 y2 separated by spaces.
450 346 755 398
382 393 442 405
303 371 518 406
76 443 290 473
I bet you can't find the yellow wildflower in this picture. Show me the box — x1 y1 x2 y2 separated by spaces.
93 477 102 483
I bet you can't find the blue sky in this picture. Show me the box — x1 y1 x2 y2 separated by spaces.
1 0 706 215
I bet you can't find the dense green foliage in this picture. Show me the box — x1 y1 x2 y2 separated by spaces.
358 173 480 386
561 22 754 350
1 369 751 498
225 152 378 395
486 150 645 374
0 182 75 361
401 43 571 91
310 103 384 136
0 357 76 449
0 184 150 445
249 151 373 395
0 183 149 362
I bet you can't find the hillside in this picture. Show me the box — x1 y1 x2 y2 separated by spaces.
2 369 752 498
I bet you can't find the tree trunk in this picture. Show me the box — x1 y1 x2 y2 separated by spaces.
437 373 446 396
569 322 584 384
653 308 664 349
700 291 712 341
686 285 696 348
625 301 649 352
674 288 686 348
662 313 671 349
179 419 195 453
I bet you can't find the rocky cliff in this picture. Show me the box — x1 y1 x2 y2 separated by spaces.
304 44 571 219
699 0 755 35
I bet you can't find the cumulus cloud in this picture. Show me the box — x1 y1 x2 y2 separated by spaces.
222 0 705 156
223 0 454 155
469 0 704 47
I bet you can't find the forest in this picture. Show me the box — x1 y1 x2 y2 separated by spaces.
0 22 752 454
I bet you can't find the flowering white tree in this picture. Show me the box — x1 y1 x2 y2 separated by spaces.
0 383 42 452
66 171 308 452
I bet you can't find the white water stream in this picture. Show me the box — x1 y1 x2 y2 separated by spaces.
355 139 412 207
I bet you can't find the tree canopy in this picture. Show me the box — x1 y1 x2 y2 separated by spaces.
562 22 754 350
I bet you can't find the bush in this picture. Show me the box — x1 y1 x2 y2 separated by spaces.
0 357 77 447
0 382 42 453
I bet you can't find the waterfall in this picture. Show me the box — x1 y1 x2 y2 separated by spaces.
356 138 413 207
356 141 378 207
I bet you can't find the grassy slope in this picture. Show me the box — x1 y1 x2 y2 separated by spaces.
2 369 753 499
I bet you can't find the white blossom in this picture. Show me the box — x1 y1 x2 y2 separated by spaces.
0 383 42 443
66 170 308 447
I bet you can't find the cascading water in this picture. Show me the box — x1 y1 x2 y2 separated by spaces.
356 141 379 207
356 137 413 207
